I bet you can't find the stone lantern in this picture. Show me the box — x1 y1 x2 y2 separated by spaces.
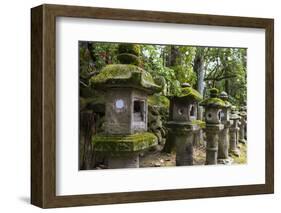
90 44 160 169
218 91 233 164
238 106 247 144
229 106 241 156
167 83 203 166
200 88 225 165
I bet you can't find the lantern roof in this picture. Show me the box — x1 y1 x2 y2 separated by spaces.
200 88 226 108
90 64 161 94
169 83 203 102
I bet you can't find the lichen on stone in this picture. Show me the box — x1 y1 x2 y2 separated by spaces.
178 86 203 101
192 120 206 128
92 132 157 153
168 85 203 103
90 64 161 93
200 97 226 108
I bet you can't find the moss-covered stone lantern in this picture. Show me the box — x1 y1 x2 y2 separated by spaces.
238 106 247 144
200 88 225 165
167 83 203 166
229 106 241 156
90 44 160 169
218 91 233 164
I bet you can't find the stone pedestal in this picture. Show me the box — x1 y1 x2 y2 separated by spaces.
92 132 157 169
167 121 199 166
108 154 139 169
239 115 247 144
205 124 224 165
229 124 240 156
218 121 233 164
175 131 194 166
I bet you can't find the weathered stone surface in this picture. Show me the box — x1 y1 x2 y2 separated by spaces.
175 132 194 166
167 121 201 133
238 111 247 144
92 132 157 154
217 92 233 163
229 112 241 157
218 127 230 160
205 124 224 165
167 122 200 166
168 84 202 122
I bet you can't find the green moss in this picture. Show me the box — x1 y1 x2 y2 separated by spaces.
148 95 170 108
118 44 140 56
90 64 161 92
209 88 219 97
224 100 232 108
91 64 135 84
92 132 157 153
178 87 203 101
200 97 226 108
192 120 206 128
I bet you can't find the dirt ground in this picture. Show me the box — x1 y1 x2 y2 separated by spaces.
140 143 247 167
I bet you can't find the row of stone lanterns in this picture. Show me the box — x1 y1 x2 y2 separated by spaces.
90 44 247 169
200 89 247 165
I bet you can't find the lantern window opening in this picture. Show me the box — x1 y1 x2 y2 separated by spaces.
133 99 145 122
190 105 195 117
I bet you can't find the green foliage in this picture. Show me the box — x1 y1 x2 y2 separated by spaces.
148 95 170 109
80 42 247 107
203 47 247 105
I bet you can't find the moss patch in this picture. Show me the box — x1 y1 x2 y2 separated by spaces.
224 100 232 108
200 97 226 108
118 44 140 56
209 88 219 97
92 132 157 153
192 120 206 128
90 64 161 92
178 87 203 101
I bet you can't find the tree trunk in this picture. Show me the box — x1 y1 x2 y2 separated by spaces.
166 46 180 67
193 48 205 120
194 48 205 95
79 110 96 170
